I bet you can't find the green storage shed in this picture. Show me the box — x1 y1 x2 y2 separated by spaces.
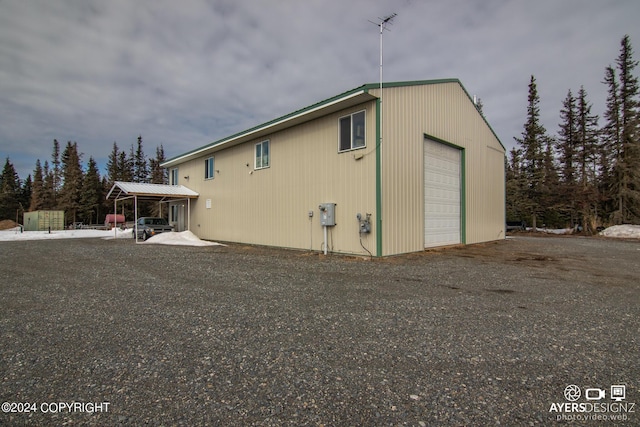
23 210 65 231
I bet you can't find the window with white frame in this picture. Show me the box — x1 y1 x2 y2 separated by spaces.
205 156 215 179
339 110 366 152
255 140 270 169
170 168 179 185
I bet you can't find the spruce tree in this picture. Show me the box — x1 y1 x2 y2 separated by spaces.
29 159 45 211
603 35 640 223
557 90 577 185
540 138 562 227
0 158 21 220
575 87 600 231
506 148 526 223
556 90 578 225
106 142 121 184
20 175 32 215
133 136 148 183
150 145 167 184
41 161 55 210
79 157 103 225
119 149 133 182
51 139 61 206
514 75 551 229
617 35 640 222
59 142 84 225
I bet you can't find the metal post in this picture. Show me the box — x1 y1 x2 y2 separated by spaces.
113 199 117 239
134 195 138 243
323 225 328 255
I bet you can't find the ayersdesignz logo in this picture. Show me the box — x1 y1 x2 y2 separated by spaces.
549 384 635 422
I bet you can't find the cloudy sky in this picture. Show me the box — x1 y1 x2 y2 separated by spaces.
1 0 639 181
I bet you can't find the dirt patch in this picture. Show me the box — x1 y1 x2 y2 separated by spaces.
0 219 19 230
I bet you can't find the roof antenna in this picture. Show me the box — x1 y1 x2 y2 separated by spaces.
368 13 397 148
369 12 398 214
369 13 397 97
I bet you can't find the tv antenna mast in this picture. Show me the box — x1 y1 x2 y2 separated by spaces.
369 13 397 146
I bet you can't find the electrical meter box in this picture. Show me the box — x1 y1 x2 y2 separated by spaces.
319 203 336 226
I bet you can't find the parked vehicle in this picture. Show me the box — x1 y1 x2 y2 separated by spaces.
506 220 526 232
133 217 174 241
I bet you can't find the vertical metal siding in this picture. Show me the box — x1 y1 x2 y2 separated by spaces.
372 83 505 255
176 102 379 255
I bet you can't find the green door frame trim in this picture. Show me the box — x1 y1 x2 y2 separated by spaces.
375 99 383 256
423 133 466 245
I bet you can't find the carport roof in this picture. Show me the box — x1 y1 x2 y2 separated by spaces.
106 181 199 200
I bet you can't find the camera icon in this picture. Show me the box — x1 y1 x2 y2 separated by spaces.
585 388 606 401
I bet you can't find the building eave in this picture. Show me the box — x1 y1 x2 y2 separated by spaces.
162 88 377 168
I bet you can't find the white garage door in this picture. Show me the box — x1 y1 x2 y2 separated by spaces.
424 138 461 247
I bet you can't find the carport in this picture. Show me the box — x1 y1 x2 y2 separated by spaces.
106 181 199 242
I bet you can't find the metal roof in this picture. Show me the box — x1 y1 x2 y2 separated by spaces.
161 78 503 168
161 88 378 167
106 181 199 200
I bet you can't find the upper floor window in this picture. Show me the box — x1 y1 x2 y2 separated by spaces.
205 157 215 179
255 140 270 169
170 168 179 185
339 110 366 152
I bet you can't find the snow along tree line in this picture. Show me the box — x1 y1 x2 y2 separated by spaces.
0 136 166 225
508 35 640 232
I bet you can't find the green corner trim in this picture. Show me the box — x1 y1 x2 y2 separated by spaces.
376 98 383 257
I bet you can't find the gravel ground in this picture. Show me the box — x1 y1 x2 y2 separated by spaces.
1 235 638 426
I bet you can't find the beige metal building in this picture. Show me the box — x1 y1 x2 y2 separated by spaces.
162 79 505 256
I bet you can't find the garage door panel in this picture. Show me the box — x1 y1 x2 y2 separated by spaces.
424 138 461 248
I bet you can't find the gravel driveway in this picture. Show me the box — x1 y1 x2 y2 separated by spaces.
1 236 638 426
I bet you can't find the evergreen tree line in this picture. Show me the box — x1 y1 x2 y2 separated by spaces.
0 136 166 225
507 35 640 232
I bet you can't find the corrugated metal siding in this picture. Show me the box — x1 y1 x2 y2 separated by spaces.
23 210 65 231
371 82 505 255
174 102 378 255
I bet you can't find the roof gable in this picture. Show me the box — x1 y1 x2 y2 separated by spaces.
162 78 502 167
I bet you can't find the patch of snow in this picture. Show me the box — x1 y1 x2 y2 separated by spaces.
599 224 640 239
0 227 132 241
140 230 223 247
526 227 573 235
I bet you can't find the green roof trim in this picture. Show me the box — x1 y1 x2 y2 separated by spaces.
162 78 504 167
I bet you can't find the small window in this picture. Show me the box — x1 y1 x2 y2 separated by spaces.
205 157 215 179
339 110 366 152
255 140 270 169
170 168 179 185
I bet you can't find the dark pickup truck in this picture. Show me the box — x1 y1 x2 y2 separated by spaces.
506 220 527 232
133 217 174 241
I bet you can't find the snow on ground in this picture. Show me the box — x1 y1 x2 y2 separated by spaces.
529 227 573 235
0 227 223 246
0 227 132 241
599 224 640 239
141 230 223 247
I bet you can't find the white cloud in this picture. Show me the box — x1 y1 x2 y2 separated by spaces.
1 0 639 180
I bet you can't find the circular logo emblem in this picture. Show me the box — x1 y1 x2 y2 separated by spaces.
564 385 581 402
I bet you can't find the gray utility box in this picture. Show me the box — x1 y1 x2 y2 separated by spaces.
319 203 336 226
